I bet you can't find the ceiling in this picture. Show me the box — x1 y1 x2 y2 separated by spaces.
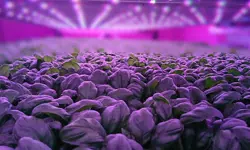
0 0 249 30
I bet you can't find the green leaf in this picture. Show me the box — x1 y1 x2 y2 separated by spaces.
169 63 177 69
44 56 54 62
208 53 215 57
46 68 59 74
199 58 208 64
34 54 43 60
102 65 111 71
161 63 168 69
72 47 80 57
205 77 217 89
150 80 159 91
128 58 134 66
62 60 80 71
97 48 105 53
172 69 184 75
0 64 10 77
154 96 170 104
228 68 241 76
14 64 24 70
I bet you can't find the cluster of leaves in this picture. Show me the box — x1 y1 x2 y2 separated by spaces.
0 50 250 150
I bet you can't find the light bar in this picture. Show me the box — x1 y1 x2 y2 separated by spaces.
150 0 156 4
22 8 30 14
72 0 86 28
40 2 48 10
49 8 77 28
5 1 15 9
90 5 112 29
213 0 226 24
233 1 250 21
156 6 171 25
112 0 119 4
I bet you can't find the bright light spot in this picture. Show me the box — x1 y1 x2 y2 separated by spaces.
209 26 224 34
163 6 170 13
32 12 38 16
22 8 29 14
26 16 31 21
112 0 119 4
240 8 248 14
248 1 250 7
150 0 156 4
105 5 112 10
135 5 141 12
184 0 192 6
40 2 48 10
127 11 133 16
7 11 14 17
50 8 56 14
72 0 80 2
17 14 23 19
218 1 226 7
30 0 38 2
190 7 197 13
151 12 156 17
6 1 15 9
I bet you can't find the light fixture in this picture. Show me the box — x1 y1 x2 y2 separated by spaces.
40 2 48 10
7 11 14 17
135 5 142 12
112 0 119 4
22 8 29 14
6 1 15 9
150 0 156 4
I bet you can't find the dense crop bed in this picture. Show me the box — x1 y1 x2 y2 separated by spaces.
1 49 250 150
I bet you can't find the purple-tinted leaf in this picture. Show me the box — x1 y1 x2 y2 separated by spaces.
0 97 12 121
53 95 74 107
39 89 57 98
29 83 49 95
60 118 106 146
96 96 118 107
108 88 134 101
0 89 19 103
231 126 250 149
109 69 131 88
106 134 143 150
213 130 240 150
78 81 97 99
65 99 102 115
127 108 155 144
223 102 246 117
61 89 77 99
72 110 101 123
32 103 70 122
213 91 241 106
16 95 53 114
168 74 188 87
102 100 130 133
188 86 207 104
152 119 184 147
60 73 83 92
16 137 52 150
152 93 172 121
89 69 108 84
220 118 247 130
180 105 223 125
13 116 55 148
156 77 177 92
0 146 14 150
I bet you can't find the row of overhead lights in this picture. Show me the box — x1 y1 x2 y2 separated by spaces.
4 0 71 29
72 0 86 28
233 1 250 21
213 0 226 24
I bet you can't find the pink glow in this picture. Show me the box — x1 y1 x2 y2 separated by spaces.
0 19 60 43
